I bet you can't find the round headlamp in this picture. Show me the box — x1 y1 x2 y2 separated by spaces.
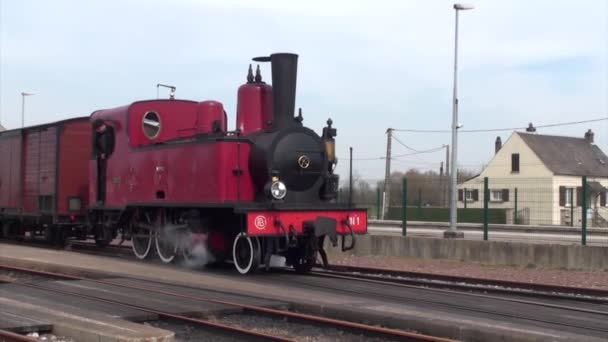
270 181 287 200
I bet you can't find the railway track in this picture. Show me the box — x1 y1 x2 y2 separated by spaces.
69 241 608 304
272 269 608 337
314 264 608 303
3 241 608 340
0 328 39 342
7 239 608 304
305 268 608 314
8 238 608 303
0 264 454 342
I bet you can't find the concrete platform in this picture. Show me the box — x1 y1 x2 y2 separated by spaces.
0 276 287 341
0 283 157 322
0 297 174 342
0 309 51 333
1 243 607 342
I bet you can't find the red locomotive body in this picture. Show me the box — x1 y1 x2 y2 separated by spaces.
88 100 251 207
0 53 368 274
0 118 91 240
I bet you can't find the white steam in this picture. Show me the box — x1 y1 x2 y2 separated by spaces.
181 232 215 269
159 223 215 269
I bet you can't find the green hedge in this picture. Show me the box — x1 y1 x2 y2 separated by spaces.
386 207 507 224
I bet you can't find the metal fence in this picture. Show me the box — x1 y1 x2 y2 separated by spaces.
346 176 608 246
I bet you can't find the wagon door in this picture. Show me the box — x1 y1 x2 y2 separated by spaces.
22 127 57 217
0 133 22 212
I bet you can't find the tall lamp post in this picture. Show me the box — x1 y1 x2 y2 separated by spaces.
445 3 474 238
21 92 35 128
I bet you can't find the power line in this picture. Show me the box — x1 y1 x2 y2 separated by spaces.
392 135 422 152
393 117 608 133
339 146 445 161
349 157 385 161
391 134 447 155
393 147 445 158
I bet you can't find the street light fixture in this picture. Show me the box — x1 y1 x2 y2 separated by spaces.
446 3 474 239
21 92 35 128
454 3 474 10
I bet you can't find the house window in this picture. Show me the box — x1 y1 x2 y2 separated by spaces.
564 188 573 207
490 190 503 202
511 153 520 172
559 186 574 207
459 189 479 202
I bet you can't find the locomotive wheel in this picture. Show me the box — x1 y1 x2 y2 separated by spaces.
155 234 177 263
232 233 261 275
132 229 153 260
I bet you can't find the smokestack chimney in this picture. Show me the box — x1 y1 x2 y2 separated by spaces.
526 123 536 133
253 53 298 131
495 136 502 154
585 129 594 144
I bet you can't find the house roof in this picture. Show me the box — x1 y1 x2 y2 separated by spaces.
518 132 608 177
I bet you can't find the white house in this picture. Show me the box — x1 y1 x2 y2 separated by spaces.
459 128 608 227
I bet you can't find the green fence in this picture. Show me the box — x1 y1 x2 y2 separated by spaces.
386 207 507 224
350 176 606 246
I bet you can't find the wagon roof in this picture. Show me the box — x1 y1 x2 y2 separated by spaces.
0 117 90 136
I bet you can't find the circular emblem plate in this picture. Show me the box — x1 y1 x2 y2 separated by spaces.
298 155 311 169
254 215 267 230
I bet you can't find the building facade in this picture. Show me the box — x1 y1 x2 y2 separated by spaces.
459 129 608 227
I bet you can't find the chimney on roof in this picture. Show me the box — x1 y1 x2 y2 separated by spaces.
526 122 536 133
495 136 502 154
585 129 594 144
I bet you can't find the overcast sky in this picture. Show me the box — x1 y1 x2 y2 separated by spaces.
1 0 607 182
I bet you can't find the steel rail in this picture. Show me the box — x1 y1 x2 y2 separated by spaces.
0 329 40 342
290 272 608 335
307 270 608 316
0 264 455 342
0 271 293 341
319 264 608 300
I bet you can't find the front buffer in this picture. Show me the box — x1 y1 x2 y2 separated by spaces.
231 209 367 274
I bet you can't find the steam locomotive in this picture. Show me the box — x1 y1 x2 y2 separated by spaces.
0 53 367 274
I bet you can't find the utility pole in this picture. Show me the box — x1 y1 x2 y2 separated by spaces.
440 161 444 207
446 3 473 239
445 144 450 207
382 128 393 219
